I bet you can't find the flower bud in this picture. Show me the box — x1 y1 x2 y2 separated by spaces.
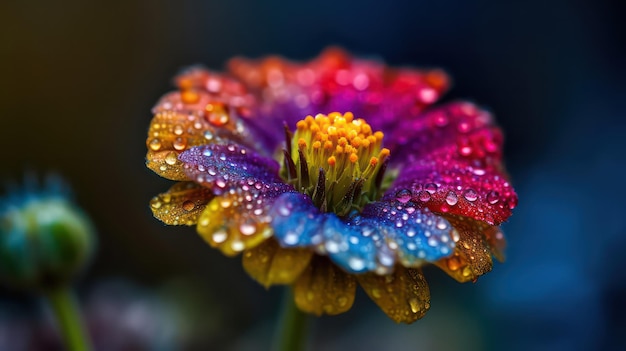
0 179 95 290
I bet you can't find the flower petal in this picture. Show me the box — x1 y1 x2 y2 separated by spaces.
271 193 392 274
357 200 458 266
179 143 291 196
227 48 450 150
435 216 494 283
271 193 457 274
242 239 313 288
146 69 259 181
146 102 255 181
149 182 213 226
196 186 285 256
384 102 517 225
293 255 356 316
357 266 430 323
484 225 506 262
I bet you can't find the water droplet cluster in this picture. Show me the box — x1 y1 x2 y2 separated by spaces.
149 181 213 226
357 266 430 323
146 69 257 181
384 102 517 225
271 193 457 275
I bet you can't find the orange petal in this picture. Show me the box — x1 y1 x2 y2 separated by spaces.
357 266 430 323
484 226 506 262
196 193 273 256
293 256 356 316
146 100 251 181
242 239 313 288
150 182 213 226
435 216 493 283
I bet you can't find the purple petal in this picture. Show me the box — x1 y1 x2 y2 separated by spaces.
179 143 292 196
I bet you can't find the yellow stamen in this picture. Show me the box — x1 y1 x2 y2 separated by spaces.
285 112 390 215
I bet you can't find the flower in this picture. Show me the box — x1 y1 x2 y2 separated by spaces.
0 176 96 290
146 48 517 323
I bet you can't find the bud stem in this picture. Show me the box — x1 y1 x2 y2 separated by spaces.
45 286 92 351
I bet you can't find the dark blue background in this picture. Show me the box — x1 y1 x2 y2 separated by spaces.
1 0 624 350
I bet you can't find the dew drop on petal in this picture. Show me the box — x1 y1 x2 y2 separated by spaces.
487 191 500 204
165 152 178 165
182 200 195 211
445 191 458 206
463 189 478 202
395 189 412 204
149 139 162 151
212 230 228 243
174 125 184 135
425 183 438 194
409 298 421 313
239 222 257 236
446 256 461 271
418 191 431 202
173 137 187 151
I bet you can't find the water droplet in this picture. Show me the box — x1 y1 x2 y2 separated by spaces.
149 139 162 151
371 288 382 299
151 200 162 209
206 103 230 126
181 89 200 104
231 240 245 252
174 125 184 135
409 298 421 313
424 183 438 194
418 191 431 202
182 201 195 211
173 137 187 151
348 257 366 271
337 296 348 307
436 219 448 230
463 189 478 202
487 191 500 204
161 194 172 203
165 152 178 165
462 266 472 277
445 191 458 206
239 222 256 235
390 188 411 204
212 230 227 243
446 256 461 271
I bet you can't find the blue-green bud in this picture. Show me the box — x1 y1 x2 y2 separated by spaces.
0 179 95 290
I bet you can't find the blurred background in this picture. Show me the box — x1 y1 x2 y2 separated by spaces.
1 0 625 350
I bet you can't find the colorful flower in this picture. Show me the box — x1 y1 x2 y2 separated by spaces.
146 48 517 323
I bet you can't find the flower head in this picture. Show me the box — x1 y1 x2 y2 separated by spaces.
146 48 517 323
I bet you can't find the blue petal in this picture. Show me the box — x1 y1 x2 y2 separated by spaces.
270 193 325 247
358 200 456 265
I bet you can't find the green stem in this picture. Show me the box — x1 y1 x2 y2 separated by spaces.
45 286 92 351
273 288 310 351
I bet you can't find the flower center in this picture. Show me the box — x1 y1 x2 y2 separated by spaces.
281 112 390 216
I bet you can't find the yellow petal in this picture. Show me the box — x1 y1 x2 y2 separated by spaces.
242 239 313 288
357 266 430 323
293 256 356 316
435 216 493 283
196 193 273 256
150 182 213 226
